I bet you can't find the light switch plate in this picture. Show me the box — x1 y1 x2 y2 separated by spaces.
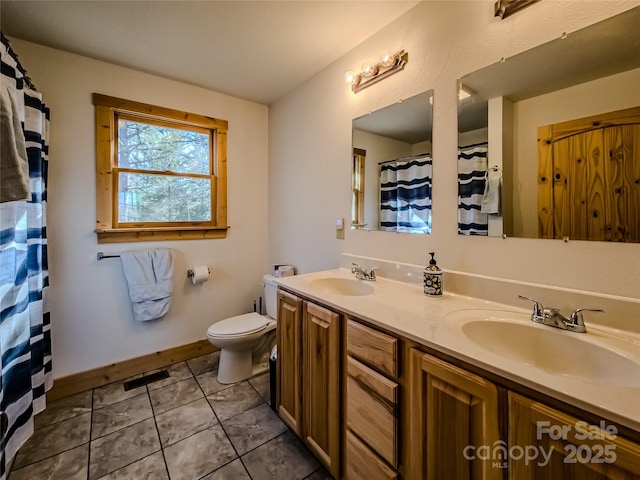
336 217 345 239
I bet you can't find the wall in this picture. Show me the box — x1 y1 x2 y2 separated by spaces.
269 0 640 300
411 140 431 156
459 128 488 147
10 39 270 378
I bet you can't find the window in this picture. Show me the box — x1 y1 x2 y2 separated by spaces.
93 94 228 242
351 148 366 227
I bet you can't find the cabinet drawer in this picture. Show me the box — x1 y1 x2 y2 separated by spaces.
346 319 397 377
346 430 397 480
346 356 398 467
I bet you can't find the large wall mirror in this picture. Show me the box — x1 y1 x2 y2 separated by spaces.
352 90 433 234
457 7 640 242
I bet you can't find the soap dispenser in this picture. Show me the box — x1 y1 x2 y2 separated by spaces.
424 252 443 296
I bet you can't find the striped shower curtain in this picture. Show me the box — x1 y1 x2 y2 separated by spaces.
1 34 52 479
457 143 488 235
380 154 432 233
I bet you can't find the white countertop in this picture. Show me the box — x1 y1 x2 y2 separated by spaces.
275 268 640 432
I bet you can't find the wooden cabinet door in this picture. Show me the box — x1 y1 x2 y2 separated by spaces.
509 392 640 480
276 290 303 435
303 301 341 478
409 349 503 480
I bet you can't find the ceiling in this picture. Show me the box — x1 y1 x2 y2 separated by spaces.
458 6 640 133
1 0 420 105
461 6 640 103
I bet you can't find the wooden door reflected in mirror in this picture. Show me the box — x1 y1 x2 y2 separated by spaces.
538 107 640 242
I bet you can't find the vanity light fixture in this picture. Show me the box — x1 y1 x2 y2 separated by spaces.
494 0 541 19
345 50 408 93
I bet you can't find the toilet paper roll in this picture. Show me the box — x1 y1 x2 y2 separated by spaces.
189 265 210 284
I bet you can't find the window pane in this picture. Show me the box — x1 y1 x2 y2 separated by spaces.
118 119 210 174
118 173 211 222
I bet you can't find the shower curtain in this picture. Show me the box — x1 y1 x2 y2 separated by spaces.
0 34 52 479
380 153 432 233
457 143 488 235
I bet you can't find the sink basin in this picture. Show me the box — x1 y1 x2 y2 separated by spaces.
309 277 375 296
445 310 640 388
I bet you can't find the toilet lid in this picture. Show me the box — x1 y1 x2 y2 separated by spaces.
207 313 270 338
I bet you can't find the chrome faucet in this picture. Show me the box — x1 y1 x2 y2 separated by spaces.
351 263 379 281
518 295 603 333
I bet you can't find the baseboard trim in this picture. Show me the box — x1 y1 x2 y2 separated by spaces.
47 339 216 401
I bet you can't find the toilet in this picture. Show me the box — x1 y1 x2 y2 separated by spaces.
206 274 277 384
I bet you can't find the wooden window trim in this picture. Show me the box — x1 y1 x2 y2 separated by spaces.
352 148 366 226
93 93 229 242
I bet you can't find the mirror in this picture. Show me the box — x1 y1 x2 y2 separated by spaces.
457 7 640 242
352 90 433 234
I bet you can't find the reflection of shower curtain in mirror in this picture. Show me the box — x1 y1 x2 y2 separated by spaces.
379 154 432 233
458 143 488 235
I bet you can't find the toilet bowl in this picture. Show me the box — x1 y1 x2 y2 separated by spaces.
206 274 278 384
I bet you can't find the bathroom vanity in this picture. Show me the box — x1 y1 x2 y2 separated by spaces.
274 268 640 480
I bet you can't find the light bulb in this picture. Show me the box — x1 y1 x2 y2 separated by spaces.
380 51 396 67
361 62 377 77
345 71 360 86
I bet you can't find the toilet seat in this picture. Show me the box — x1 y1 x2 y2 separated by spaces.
207 312 270 338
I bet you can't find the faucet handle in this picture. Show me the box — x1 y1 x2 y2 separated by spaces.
569 308 604 327
518 295 545 319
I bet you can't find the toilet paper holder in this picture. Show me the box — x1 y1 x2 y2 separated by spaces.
187 267 210 278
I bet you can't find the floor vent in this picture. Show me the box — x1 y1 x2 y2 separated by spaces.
123 369 170 391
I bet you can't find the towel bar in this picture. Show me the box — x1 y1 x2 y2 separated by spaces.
99 251 199 279
97 252 120 260
485 165 503 180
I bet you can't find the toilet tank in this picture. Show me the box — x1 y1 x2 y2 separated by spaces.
262 274 278 319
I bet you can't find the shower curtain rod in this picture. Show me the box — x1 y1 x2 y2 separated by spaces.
378 152 431 165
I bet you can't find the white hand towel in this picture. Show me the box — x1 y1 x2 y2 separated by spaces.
120 248 173 321
480 175 501 215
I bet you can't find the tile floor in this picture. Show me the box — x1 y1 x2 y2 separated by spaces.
10 352 332 480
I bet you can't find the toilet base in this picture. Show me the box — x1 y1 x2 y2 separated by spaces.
217 348 252 384
217 350 270 382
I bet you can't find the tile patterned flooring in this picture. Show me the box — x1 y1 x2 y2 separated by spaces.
10 352 332 480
